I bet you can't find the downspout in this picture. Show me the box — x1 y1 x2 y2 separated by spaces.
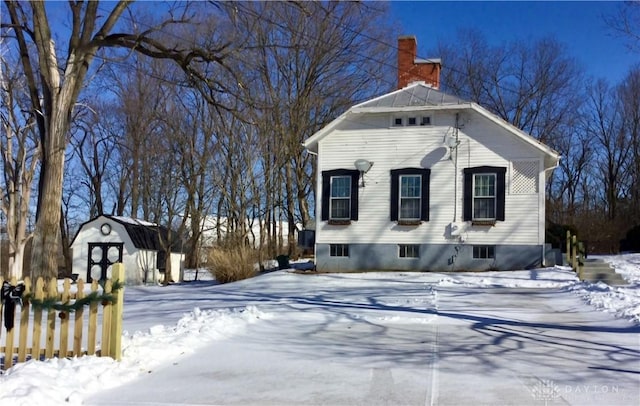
453 113 460 222
303 146 318 269
542 157 561 266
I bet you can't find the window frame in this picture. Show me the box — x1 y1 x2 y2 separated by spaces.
399 174 422 221
390 168 430 223
329 244 349 257
420 116 432 126
463 166 506 223
472 173 497 221
329 175 352 221
399 244 420 258
392 115 432 127
473 245 495 259
321 169 359 223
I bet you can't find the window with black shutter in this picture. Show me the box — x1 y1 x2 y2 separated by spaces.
390 168 430 224
321 169 360 224
463 166 506 223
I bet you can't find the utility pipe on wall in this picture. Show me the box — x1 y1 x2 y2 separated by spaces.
453 113 460 222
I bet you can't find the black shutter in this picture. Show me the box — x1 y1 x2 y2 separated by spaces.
321 171 330 221
421 169 430 221
496 168 506 221
463 169 473 221
390 170 399 221
350 171 359 221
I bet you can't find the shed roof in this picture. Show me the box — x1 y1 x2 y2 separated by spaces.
72 215 184 253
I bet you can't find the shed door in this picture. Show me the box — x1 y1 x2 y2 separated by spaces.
87 243 124 282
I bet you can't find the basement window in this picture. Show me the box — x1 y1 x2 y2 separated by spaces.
330 244 349 257
421 116 432 125
473 245 495 259
399 244 420 258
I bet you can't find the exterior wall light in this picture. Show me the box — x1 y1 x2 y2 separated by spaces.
354 159 373 187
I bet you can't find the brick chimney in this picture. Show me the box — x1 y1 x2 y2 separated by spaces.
397 36 441 89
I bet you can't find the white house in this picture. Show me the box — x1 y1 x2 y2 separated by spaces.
190 215 301 249
302 36 560 272
70 215 185 285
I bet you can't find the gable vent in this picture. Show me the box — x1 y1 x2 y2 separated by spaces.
512 161 539 194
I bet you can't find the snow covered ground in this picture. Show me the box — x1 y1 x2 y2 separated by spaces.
1 254 639 405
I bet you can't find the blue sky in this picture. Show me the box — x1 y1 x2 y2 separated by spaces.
390 1 639 84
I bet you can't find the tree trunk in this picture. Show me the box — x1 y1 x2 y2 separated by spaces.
284 163 297 257
8 242 26 280
163 249 172 286
186 209 203 269
30 156 65 279
59 208 72 277
31 109 68 280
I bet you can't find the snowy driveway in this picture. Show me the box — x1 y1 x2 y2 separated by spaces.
84 271 640 406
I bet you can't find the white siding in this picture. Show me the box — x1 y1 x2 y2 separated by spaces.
316 110 545 246
135 249 157 284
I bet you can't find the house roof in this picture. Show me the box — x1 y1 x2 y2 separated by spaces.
71 215 184 253
302 82 560 170
355 82 467 108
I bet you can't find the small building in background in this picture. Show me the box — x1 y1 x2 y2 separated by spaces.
70 215 185 285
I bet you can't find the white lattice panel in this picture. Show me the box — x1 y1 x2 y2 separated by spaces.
512 161 538 194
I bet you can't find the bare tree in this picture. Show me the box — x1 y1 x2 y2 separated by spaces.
69 101 120 218
1 1 234 279
438 30 583 146
171 93 219 270
586 79 633 221
549 123 594 224
617 66 640 226
0 53 40 279
605 1 640 52
211 106 261 247
156 84 222 282
232 1 394 256
99 56 171 220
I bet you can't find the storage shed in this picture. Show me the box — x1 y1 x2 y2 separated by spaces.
70 215 185 285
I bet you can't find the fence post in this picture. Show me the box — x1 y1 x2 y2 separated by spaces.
571 235 578 272
73 279 85 357
109 263 125 361
31 277 44 361
577 242 584 280
44 278 57 359
59 278 71 358
565 230 571 266
101 279 112 357
87 280 99 355
17 277 31 363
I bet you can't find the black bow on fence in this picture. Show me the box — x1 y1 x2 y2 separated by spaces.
1 281 25 331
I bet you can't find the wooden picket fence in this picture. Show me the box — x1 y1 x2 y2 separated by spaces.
0 263 125 370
